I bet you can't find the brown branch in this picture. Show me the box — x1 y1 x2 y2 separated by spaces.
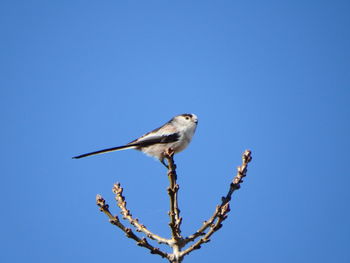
164 149 183 242
95 149 252 263
182 150 252 254
112 183 170 245
96 194 169 259
181 203 230 256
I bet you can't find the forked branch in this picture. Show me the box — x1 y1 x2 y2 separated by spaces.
96 149 252 263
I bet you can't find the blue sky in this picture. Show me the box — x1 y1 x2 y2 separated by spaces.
1 1 349 262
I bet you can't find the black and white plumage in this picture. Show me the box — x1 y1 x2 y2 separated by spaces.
73 114 198 166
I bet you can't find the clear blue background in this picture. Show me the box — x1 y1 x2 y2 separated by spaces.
1 1 349 262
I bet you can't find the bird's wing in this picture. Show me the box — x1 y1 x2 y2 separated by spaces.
127 133 180 148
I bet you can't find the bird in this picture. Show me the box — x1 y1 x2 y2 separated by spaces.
73 114 198 167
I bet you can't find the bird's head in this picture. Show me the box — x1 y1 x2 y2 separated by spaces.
172 113 198 128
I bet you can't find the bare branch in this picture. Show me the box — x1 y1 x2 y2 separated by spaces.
182 150 252 254
164 149 183 242
96 194 169 259
112 183 170 245
95 149 252 263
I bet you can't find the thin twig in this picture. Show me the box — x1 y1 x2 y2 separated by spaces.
112 183 170 245
181 203 230 256
96 195 169 259
183 150 252 252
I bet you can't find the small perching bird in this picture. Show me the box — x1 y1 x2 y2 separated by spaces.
73 114 198 166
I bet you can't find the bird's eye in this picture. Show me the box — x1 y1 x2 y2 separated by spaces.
185 116 190 120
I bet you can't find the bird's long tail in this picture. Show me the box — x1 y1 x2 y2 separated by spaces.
72 145 137 159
